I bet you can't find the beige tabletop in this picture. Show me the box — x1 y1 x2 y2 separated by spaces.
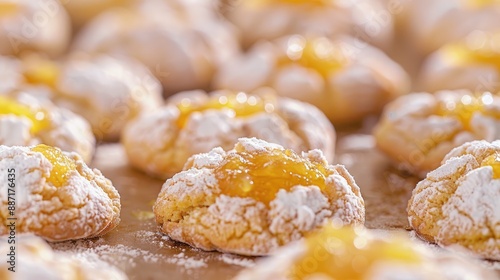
50 127 499 279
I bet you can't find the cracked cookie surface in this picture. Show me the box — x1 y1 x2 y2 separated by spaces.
0 145 121 241
374 90 500 177
408 140 500 260
153 138 364 256
235 224 497 280
123 89 335 179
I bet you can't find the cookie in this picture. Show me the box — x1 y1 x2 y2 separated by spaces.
408 140 500 260
214 35 410 124
235 224 497 280
73 0 239 95
419 31 500 93
2 54 163 141
0 90 95 164
0 235 127 279
153 138 364 256
397 0 500 55
122 89 336 178
374 90 500 177
0 0 71 57
0 145 121 241
225 0 394 50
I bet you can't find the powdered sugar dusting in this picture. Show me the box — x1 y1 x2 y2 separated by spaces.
237 137 284 153
409 140 500 260
154 138 364 255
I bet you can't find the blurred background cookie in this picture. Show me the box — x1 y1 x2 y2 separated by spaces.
73 0 240 96
374 90 500 177
0 0 71 57
122 89 335 178
0 90 95 163
215 35 410 124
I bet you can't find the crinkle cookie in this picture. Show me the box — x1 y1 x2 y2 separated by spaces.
0 235 128 280
2 54 163 141
73 0 239 95
215 35 410 124
374 90 500 177
0 145 121 241
0 90 95 164
0 0 71 57
235 224 497 280
122 89 336 178
419 31 500 93
153 138 364 256
397 0 500 55
225 0 394 50
408 140 500 260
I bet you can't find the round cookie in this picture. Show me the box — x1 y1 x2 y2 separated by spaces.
0 235 127 280
1 54 163 141
0 0 71 57
397 0 500 55
224 0 394 50
0 145 121 241
419 31 500 93
153 138 365 256
214 35 410 124
235 224 497 280
408 140 500 260
73 0 239 95
0 90 95 164
122 89 336 178
374 90 500 177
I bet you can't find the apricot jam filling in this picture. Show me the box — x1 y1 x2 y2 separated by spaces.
176 92 274 128
0 96 51 133
481 153 500 179
290 226 423 279
0 3 19 18
215 148 328 205
22 55 60 88
32 144 76 187
464 0 500 8
443 42 500 69
282 36 346 77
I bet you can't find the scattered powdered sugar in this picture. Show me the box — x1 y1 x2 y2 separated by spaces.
52 239 162 269
219 254 255 268
166 253 207 269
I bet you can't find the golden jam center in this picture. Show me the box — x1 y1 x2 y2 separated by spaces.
214 148 328 205
481 152 500 179
443 42 500 70
0 96 51 133
176 92 274 128
435 93 495 130
290 226 423 279
282 36 346 77
32 144 76 187
0 3 19 18
22 55 60 88
464 0 500 8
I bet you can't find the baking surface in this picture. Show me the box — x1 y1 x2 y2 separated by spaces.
50 128 498 279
